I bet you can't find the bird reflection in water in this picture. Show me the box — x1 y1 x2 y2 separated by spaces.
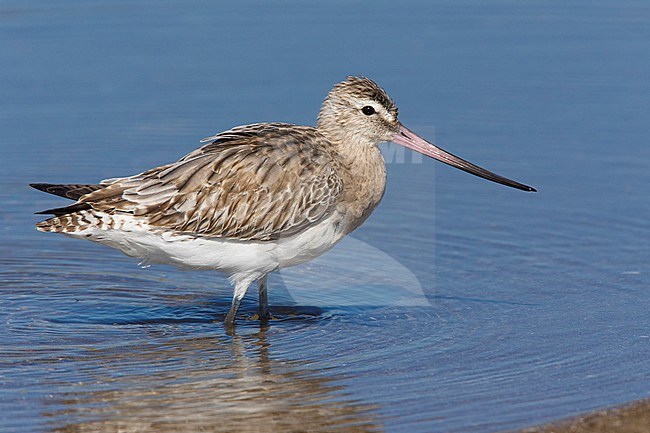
42 329 381 433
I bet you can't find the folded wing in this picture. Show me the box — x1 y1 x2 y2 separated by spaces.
69 123 343 241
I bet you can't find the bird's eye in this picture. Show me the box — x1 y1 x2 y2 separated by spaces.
361 106 376 116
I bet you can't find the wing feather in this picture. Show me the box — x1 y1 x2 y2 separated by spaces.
78 123 343 241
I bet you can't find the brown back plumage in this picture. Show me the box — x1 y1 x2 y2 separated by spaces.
33 123 344 241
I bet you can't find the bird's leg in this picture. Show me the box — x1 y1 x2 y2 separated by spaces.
225 278 253 329
257 274 270 323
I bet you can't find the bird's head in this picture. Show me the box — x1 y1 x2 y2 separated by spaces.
317 76 399 147
318 76 536 192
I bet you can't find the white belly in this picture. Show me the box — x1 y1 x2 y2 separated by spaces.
67 212 346 281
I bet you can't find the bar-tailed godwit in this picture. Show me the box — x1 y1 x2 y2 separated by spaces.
31 77 536 328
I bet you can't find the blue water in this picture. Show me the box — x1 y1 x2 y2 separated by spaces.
1 1 649 432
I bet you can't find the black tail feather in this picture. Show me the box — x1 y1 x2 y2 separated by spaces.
29 183 104 200
30 183 103 216
34 202 92 216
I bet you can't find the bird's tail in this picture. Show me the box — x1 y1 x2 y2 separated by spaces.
30 183 104 201
34 212 111 234
30 183 105 232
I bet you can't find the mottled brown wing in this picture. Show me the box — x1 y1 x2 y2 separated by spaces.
79 123 343 241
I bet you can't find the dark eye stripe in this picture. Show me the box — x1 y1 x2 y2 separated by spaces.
362 106 375 116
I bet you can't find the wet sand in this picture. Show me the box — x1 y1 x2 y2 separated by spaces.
517 398 650 433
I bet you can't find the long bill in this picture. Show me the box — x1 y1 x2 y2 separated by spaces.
392 123 536 192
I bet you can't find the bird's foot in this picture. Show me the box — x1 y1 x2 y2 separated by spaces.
248 311 276 323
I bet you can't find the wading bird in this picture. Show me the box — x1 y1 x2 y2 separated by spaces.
31 76 535 328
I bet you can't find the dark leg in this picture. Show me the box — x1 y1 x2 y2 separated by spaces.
224 298 241 329
224 279 253 329
257 274 270 323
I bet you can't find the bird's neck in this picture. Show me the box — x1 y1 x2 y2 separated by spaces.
317 126 387 235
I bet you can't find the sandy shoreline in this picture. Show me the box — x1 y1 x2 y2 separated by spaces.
516 398 650 433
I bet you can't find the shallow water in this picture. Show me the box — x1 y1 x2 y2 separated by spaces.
1 1 649 432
